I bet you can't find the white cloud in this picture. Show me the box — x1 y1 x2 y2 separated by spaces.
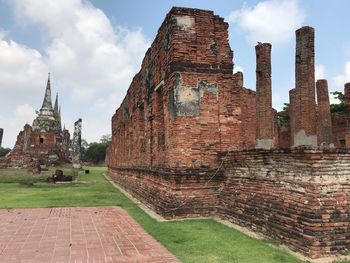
0 34 47 91
233 65 244 74
315 64 326 80
15 104 36 119
0 0 150 147
334 61 350 88
228 0 305 46
12 0 149 101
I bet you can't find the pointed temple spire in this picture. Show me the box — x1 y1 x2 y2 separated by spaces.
41 73 53 110
54 92 59 114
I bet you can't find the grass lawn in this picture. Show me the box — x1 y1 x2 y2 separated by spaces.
0 166 308 262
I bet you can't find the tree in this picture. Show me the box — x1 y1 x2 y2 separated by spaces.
84 142 107 164
330 91 345 115
0 147 11 157
81 135 110 164
100 134 111 144
277 103 290 127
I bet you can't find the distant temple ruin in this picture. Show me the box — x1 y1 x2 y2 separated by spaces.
6 74 72 166
0 128 3 148
107 7 350 259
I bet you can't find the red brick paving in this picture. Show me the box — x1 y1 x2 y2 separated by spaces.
0 207 180 263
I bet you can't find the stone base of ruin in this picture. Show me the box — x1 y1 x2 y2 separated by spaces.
293 129 318 148
108 148 350 259
255 138 273 150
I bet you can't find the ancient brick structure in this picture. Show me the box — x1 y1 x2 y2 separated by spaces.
291 26 317 147
7 74 72 166
72 118 82 168
255 43 273 149
107 7 350 259
316 80 333 146
0 128 3 148
219 149 350 259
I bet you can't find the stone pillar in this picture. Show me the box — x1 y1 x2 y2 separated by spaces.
72 118 82 168
316 80 333 146
255 42 273 149
344 83 350 148
289 89 296 147
0 128 3 148
293 26 317 147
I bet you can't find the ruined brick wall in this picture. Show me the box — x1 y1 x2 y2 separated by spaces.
108 166 223 217
332 114 347 147
109 7 255 170
8 124 68 165
316 80 333 146
278 126 290 148
219 149 350 259
241 88 257 149
109 147 350 258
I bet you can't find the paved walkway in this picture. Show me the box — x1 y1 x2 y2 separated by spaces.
0 207 180 263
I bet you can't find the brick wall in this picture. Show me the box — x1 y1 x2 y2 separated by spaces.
109 7 255 170
316 80 333 146
108 149 350 258
219 149 350 258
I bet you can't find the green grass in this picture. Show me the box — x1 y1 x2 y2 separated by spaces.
0 166 304 263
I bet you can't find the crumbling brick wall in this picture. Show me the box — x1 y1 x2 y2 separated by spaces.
109 7 255 170
219 149 350 259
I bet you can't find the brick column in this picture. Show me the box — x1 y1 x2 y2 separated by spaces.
289 89 296 147
0 128 3 148
316 79 333 146
293 26 317 147
255 43 273 149
344 83 350 148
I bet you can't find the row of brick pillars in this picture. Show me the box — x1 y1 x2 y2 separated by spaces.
255 25 350 149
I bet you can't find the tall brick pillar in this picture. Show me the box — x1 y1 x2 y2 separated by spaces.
316 80 333 146
0 128 3 148
255 43 273 149
289 89 296 147
293 26 317 147
344 83 350 148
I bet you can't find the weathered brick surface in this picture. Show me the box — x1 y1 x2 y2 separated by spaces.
332 114 347 147
255 43 273 148
109 7 255 170
109 149 350 259
108 167 223 218
219 149 350 259
316 79 333 146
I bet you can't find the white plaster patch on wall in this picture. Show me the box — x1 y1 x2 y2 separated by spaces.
175 15 195 32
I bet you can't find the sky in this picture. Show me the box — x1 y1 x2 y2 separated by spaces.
0 0 349 148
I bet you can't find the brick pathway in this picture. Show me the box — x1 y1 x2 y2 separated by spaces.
0 207 180 263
